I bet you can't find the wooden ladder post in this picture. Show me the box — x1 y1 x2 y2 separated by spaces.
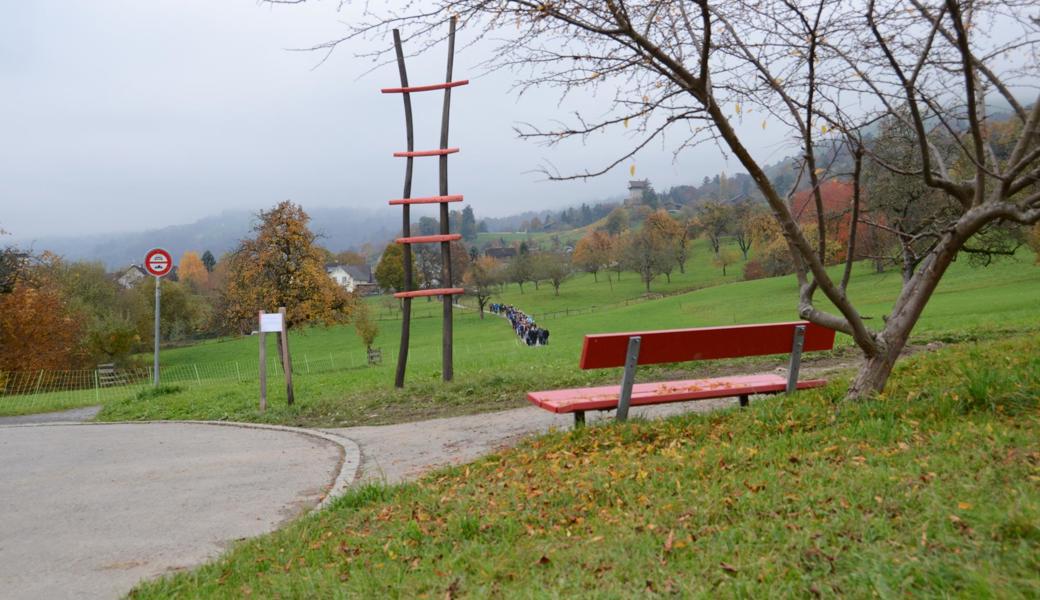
616 336 642 422
786 325 807 394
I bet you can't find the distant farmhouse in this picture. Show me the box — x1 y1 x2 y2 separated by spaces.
326 263 379 295
116 265 147 289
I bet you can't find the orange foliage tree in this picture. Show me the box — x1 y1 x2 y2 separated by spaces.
221 201 353 333
178 251 209 291
571 230 613 282
0 274 86 372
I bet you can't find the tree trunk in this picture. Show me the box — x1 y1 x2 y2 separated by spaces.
846 341 902 399
593 271 598 282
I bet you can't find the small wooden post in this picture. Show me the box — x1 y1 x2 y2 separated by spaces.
278 306 295 405
258 310 267 413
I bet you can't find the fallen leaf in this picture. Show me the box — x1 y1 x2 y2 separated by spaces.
720 562 739 574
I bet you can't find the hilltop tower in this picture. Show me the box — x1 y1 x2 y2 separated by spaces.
625 179 650 207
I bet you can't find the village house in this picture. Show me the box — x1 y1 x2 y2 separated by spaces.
115 265 147 289
326 263 379 295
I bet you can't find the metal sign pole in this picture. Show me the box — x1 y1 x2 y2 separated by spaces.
153 275 161 386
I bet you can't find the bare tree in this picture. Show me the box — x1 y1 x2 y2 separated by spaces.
296 1 1040 399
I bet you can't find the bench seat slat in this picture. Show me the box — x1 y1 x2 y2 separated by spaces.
527 374 828 414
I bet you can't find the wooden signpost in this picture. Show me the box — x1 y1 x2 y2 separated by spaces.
258 306 294 413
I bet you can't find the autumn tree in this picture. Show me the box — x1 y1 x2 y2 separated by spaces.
731 199 760 261
695 201 732 257
352 301 379 354
0 257 87 371
619 227 673 293
132 278 211 343
713 248 740 276
449 240 470 287
572 230 613 282
222 201 351 332
178 251 209 291
0 245 27 294
539 251 574 296
463 256 501 318
643 209 683 282
300 1 1040 400
507 251 533 294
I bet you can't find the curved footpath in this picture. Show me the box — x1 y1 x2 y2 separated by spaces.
0 393 752 599
0 419 358 600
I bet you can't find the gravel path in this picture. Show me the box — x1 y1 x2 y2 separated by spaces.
0 422 351 600
0 405 102 425
328 396 738 483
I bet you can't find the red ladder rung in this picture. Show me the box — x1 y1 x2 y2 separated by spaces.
394 287 465 299
389 194 463 206
381 80 469 94
396 234 462 244
394 148 459 158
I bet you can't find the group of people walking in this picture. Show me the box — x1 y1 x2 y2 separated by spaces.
489 303 550 347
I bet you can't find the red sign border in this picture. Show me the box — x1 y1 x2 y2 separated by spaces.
144 247 173 278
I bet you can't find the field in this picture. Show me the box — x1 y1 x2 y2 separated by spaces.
2 244 1037 424
128 334 1040 598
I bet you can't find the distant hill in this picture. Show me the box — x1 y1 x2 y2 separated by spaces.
13 207 399 269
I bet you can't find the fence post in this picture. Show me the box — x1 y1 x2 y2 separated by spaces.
94 370 100 403
31 370 44 398
329 353 335 369
305 354 311 373
235 361 241 383
193 364 202 385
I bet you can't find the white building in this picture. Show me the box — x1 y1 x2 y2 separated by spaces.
115 265 147 289
326 264 378 294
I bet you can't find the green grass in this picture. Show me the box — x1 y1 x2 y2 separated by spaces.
3 248 1037 424
128 334 1040 598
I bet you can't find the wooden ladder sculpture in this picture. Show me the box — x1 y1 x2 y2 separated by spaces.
383 18 467 387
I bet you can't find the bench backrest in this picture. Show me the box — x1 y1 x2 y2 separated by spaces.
579 321 835 369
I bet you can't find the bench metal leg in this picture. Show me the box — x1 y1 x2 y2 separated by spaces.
739 394 749 407
786 325 807 393
574 411 585 428
616 336 642 422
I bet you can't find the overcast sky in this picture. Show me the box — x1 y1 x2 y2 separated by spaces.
1 0 792 239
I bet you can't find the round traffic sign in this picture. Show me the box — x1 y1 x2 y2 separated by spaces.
144 248 173 277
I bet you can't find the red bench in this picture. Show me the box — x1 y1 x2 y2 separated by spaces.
528 321 836 425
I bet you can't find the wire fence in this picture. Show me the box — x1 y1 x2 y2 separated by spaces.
0 334 537 414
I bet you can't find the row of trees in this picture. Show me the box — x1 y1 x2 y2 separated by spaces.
0 253 216 372
0 202 363 372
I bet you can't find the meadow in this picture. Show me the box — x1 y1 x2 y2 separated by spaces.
2 243 1036 424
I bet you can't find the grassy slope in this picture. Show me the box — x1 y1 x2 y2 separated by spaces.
3 248 1035 422
90 250 1039 427
129 335 1040 598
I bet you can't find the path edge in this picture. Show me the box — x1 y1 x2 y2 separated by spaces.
0 419 361 510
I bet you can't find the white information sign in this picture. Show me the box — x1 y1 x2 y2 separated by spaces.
259 312 284 333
